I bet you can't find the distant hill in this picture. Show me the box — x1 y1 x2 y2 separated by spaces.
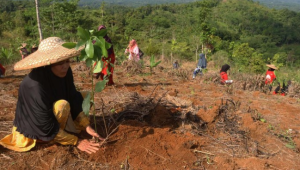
78 0 300 11
253 0 300 11
78 0 197 7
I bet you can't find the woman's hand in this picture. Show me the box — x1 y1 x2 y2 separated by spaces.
77 139 99 154
86 125 105 140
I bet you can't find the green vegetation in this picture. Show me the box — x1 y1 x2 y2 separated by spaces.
78 0 300 11
0 47 13 64
78 0 196 7
149 55 161 74
268 124 296 150
1 0 300 81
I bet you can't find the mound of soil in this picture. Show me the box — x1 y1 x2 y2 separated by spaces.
1 61 300 169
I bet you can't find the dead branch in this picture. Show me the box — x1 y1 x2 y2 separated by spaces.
99 123 123 147
100 98 109 137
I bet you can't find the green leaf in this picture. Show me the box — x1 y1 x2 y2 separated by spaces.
93 60 103 73
105 41 112 50
62 42 76 49
89 30 94 34
153 61 162 67
150 55 154 64
107 63 114 75
79 55 86 61
106 68 111 75
94 37 108 57
93 29 107 37
85 39 94 58
76 40 86 50
260 118 266 123
95 80 107 92
0 47 9 59
82 92 91 116
79 50 88 61
86 58 93 67
77 27 90 41
94 45 103 59
285 143 295 149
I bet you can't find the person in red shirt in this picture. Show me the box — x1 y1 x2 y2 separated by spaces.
265 64 277 84
0 62 5 78
93 25 115 86
220 64 233 85
265 64 277 92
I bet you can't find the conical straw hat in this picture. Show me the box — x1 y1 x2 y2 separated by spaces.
266 64 277 70
14 37 83 71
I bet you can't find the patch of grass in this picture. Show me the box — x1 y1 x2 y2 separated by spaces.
206 155 213 165
260 118 266 123
268 124 296 150
280 129 296 149
268 124 275 130
190 87 195 95
285 138 296 149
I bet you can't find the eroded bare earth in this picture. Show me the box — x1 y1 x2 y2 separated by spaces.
1 61 300 170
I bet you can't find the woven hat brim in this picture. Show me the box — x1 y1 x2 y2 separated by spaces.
14 46 84 71
266 64 277 70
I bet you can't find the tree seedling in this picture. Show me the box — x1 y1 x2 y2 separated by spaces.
63 26 111 139
260 118 266 123
149 55 161 74
190 88 195 95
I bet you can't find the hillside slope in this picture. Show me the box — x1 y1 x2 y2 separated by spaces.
1 60 300 169
78 0 300 10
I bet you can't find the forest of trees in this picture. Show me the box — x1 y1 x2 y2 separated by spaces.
78 0 196 7
78 0 300 11
1 0 300 80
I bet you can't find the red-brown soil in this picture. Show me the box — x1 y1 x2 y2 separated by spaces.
1 61 300 170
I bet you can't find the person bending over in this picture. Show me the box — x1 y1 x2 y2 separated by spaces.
220 64 233 85
0 37 104 154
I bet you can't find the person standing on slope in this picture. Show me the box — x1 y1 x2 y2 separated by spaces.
192 53 207 79
265 64 277 92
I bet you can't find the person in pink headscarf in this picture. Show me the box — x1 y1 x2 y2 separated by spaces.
125 39 140 61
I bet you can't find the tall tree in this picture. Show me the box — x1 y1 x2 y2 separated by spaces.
35 0 43 41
